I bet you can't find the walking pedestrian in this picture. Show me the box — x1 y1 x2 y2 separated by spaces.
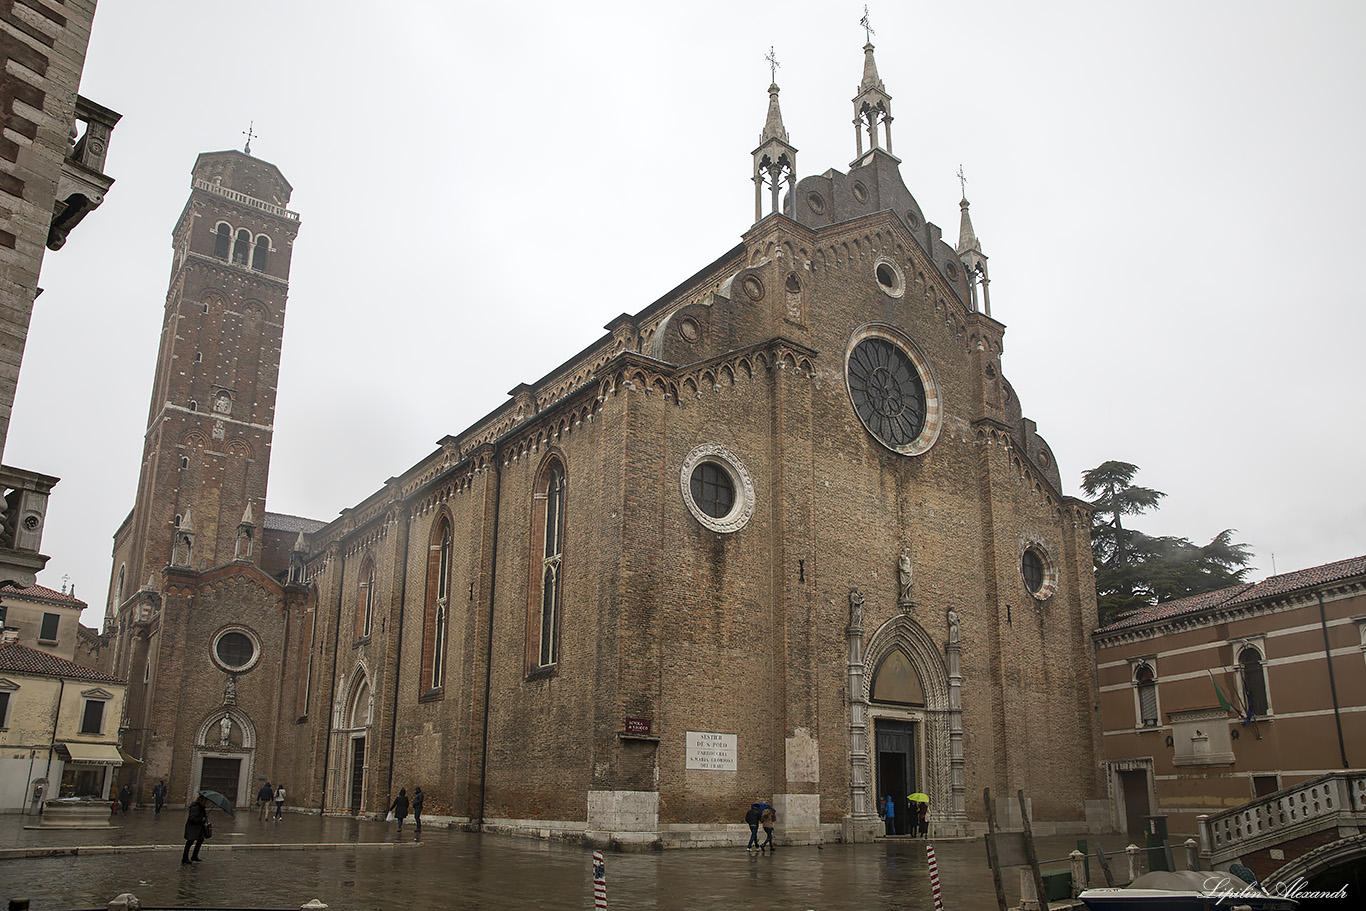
152 779 167 816
760 803 777 851
412 786 424 834
119 782 132 814
273 784 286 819
182 794 208 864
915 800 929 837
882 794 896 836
388 788 410 832
257 780 273 819
744 802 762 851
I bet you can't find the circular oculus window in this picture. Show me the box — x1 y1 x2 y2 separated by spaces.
874 257 905 298
680 444 755 533
845 329 942 456
1020 542 1058 601
211 627 261 672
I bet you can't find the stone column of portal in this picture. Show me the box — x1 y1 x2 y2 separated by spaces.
946 611 966 822
846 589 875 836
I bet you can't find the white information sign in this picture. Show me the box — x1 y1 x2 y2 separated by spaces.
685 731 737 771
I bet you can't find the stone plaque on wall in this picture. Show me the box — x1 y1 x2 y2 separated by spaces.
685 731 737 771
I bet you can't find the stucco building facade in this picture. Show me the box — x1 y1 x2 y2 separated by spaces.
1094 554 1366 839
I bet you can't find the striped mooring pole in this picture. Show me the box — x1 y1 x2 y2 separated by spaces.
926 842 944 910
592 849 607 910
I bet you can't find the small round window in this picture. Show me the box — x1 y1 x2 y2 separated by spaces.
212 628 261 672
680 444 755 534
1019 542 1058 601
874 257 904 298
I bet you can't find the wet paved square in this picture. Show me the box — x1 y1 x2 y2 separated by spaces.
0 809 1140 910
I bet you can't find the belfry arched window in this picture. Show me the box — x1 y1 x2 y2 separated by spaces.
1239 646 1269 716
214 223 231 259
421 518 452 694
232 229 250 264
529 458 565 671
252 234 269 271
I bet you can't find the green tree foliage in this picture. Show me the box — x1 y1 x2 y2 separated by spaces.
1082 461 1253 626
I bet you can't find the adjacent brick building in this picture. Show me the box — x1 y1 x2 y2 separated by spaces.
103 41 1106 846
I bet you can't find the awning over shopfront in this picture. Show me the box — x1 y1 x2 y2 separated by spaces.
58 742 125 765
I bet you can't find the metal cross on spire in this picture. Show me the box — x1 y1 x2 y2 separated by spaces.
242 121 256 155
765 46 780 83
957 163 967 197
860 5 876 42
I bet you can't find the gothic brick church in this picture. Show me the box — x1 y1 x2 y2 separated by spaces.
102 40 1105 846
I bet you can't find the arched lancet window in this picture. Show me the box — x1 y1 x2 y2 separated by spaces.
870 648 925 705
356 559 376 640
422 519 452 693
1239 647 1268 716
530 459 565 670
232 228 250 264
350 676 370 729
214 223 231 259
252 234 269 271
1135 664 1158 727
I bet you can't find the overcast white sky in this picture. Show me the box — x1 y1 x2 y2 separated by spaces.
11 1 1365 626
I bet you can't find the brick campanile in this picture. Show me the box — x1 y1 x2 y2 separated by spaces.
108 151 300 625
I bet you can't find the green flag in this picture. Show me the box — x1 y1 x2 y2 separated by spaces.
1208 669 1235 714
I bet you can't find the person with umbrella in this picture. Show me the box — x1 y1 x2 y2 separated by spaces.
182 794 208 864
908 793 929 837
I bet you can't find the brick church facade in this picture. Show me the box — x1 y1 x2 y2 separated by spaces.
103 41 1106 846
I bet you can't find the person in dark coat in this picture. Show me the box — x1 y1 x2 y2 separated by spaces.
412 787 424 834
152 779 167 816
744 802 762 851
915 801 929 837
119 782 132 814
257 781 273 819
389 788 410 832
182 795 208 863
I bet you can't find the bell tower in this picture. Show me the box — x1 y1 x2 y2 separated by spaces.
109 149 300 615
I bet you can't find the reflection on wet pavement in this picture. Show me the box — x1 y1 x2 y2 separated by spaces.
1 810 1137 910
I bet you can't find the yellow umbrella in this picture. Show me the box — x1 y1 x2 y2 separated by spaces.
908 792 929 803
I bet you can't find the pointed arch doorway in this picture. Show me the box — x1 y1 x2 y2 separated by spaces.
328 668 372 815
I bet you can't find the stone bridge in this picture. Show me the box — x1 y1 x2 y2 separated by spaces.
1199 770 1366 889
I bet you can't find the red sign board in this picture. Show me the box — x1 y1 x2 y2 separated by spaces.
624 717 652 735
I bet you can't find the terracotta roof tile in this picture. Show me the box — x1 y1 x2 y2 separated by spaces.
0 642 124 684
1097 554 1366 634
263 512 326 534
0 583 87 607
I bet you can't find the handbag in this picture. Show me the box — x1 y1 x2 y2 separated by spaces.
385 810 395 822
203 821 214 839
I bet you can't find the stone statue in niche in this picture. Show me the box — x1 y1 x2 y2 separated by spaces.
898 551 914 607
223 675 237 705
218 714 232 746
947 608 960 645
849 588 864 629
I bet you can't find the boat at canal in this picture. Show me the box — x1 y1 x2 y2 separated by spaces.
1078 870 1299 910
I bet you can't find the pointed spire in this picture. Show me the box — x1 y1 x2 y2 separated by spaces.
179 508 194 533
760 82 789 145
752 54 798 224
852 40 894 162
859 42 885 95
954 170 991 317
239 502 255 527
144 573 157 591
292 531 307 553
957 196 982 255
